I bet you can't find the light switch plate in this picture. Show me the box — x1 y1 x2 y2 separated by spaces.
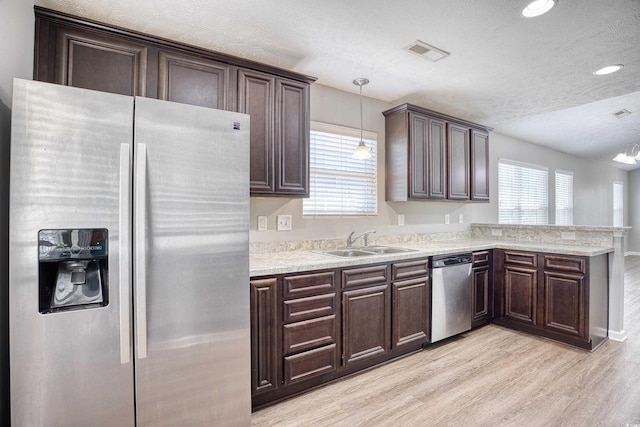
276 215 292 231
257 215 267 231
398 214 405 226
561 231 576 240
491 228 503 236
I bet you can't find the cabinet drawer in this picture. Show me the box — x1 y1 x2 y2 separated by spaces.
504 251 537 267
543 255 586 274
283 315 336 355
283 271 335 299
342 265 388 289
391 259 429 281
284 344 337 385
472 251 490 267
283 293 336 323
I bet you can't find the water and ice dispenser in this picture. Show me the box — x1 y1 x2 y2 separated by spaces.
38 229 109 313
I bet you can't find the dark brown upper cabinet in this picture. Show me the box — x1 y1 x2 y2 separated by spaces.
34 6 315 198
52 27 148 96
383 103 492 202
238 69 276 194
405 113 446 200
157 51 231 110
447 123 470 200
275 79 309 197
471 129 490 201
237 70 310 197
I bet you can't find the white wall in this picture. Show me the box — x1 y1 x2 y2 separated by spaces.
250 83 630 243
1 0 35 421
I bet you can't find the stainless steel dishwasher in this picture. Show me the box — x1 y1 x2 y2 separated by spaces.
430 253 473 343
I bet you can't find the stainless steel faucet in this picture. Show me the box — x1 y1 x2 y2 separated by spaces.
346 230 376 248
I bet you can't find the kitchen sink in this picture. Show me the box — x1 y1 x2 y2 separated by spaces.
361 246 417 254
321 246 417 258
322 249 375 257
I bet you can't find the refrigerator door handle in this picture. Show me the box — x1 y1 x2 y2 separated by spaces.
134 142 148 359
119 144 132 364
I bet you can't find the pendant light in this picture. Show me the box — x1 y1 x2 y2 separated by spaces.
352 78 371 160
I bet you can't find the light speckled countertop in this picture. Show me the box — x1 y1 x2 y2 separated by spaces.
250 239 613 277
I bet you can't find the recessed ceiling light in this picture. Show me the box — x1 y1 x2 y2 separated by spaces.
593 64 624 75
522 0 557 18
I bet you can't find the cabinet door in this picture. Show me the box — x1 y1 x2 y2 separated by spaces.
250 278 279 396
542 272 586 340
472 266 490 327
238 69 276 194
392 277 429 348
409 114 446 199
428 118 447 199
447 123 470 200
470 130 490 201
158 51 230 109
408 112 429 199
504 266 538 326
275 78 310 196
55 27 147 96
342 285 390 366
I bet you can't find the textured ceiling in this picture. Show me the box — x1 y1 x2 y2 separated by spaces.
35 0 640 169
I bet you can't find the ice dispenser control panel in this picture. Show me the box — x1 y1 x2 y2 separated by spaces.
38 229 109 314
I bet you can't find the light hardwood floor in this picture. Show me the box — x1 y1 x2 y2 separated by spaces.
251 255 640 427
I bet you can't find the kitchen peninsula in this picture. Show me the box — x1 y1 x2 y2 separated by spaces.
249 223 626 409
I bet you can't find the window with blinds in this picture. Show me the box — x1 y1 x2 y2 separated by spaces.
303 122 377 216
613 181 623 226
498 159 548 224
555 170 574 225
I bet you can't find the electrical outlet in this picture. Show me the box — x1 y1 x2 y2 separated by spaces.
276 215 292 231
398 214 405 226
561 231 576 240
458 213 464 224
257 215 267 231
491 228 503 237
445 214 450 224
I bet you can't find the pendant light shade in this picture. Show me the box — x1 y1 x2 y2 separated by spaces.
352 78 371 160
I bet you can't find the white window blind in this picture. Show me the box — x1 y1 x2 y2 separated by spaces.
613 181 623 226
555 170 574 225
498 159 548 224
303 122 377 216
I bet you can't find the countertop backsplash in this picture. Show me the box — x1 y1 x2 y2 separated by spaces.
470 223 628 247
249 230 472 254
250 224 627 255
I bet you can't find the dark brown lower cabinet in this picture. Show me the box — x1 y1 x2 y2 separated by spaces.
390 258 430 347
471 250 492 328
494 250 608 351
249 278 278 396
392 278 429 348
342 285 390 366
542 271 585 339
251 259 430 410
284 344 337 386
503 265 538 326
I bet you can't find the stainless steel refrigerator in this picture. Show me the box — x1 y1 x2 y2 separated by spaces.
9 78 251 426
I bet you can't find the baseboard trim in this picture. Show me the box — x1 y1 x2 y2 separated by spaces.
608 330 628 342
625 251 640 257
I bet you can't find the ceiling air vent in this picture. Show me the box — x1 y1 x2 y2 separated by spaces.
612 109 632 119
404 40 450 62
